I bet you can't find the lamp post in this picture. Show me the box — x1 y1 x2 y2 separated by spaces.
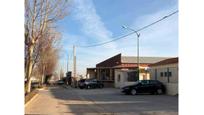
122 25 140 79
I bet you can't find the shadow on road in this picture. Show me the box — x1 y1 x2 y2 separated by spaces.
48 85 178 115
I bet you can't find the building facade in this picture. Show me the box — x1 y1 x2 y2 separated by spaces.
114 68 151 88
87 53 169 87
149 57 178 95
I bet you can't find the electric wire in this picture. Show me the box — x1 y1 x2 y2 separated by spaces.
76 10 178 48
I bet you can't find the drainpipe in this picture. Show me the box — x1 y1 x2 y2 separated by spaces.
167 68 170 83
155 69 157 80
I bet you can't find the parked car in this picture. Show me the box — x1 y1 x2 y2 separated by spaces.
56 80 64 85
121 80 166 95
78 79 104 89
78 79 86 88
31 82 40 89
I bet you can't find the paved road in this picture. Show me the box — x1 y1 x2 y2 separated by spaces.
25 86 178 115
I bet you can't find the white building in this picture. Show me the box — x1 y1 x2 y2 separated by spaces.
149 57 178 95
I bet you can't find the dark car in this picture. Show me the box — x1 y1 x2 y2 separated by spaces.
78 79 86 88
56 80 64 85
31 82 40 89
78 79 104 89
121 80 166 95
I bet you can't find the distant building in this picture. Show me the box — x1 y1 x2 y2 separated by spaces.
87 53 170 87
149 57 178 95
86 68 96 79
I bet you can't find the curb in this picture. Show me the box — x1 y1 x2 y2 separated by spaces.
25 91 39 107
37 87 47 90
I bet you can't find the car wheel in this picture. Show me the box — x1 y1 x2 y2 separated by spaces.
157 89 163 95
131 89 137 95
86 85 91 89
99 84 103 88
79 87 83 89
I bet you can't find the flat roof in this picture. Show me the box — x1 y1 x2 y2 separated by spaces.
121 56 170 64
149 57 178 66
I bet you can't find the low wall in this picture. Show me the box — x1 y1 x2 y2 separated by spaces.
164 83 178 95
102 81 114 87
115 82 136 88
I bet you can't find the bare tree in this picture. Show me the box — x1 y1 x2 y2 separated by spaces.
25 0 69 93
60 68 64 80
35 32 61 85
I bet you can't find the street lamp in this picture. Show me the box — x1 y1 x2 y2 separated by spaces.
122 25 140 79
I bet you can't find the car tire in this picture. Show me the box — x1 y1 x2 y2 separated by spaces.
99 84 103 88
79 87 83 89
86 85 91 89
157 89 163 95
131 89 137 95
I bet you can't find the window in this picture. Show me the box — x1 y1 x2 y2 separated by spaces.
160 72 163 77
168 72 172 77
150 80 158 84
164 72 167 77
92 79 97 82
117 74 121 82
127 71 138 81
141 80 150 85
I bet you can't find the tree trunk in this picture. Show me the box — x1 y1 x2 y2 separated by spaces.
40 64 45 86
25 44 34 93
26 77 32 94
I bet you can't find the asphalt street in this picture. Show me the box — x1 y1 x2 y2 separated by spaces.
25 86 178 115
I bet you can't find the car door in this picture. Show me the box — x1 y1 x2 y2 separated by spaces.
134 83 143 93
92 79 97 88
140 80 151 93
137 80 147 93
149 80 157 93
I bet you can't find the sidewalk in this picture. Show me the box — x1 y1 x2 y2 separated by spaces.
25 87 60 115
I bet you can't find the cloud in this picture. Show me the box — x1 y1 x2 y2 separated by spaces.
60 2 178 75
60 0 121 74
71 0 117 49
115 6 178 57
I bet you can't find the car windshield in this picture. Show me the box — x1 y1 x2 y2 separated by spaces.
80 79 85 82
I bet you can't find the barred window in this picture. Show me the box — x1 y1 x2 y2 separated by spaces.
127 71 138 81
164 72 167 77
160 72 163 77
117 74 121 82
168 72 172 77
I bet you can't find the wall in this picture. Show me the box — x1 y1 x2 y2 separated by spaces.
139 73 150 80
150 63 178 95
150 63 178 83
114 69 150 88
86 69 96 79
165 83 178 95
115 70 127 88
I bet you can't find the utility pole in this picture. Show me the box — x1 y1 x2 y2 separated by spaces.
72 45 77 87
67 54 69 72
137 33 140 79
122 25 140 79
73 45 76 78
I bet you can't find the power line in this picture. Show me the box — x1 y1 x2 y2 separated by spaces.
76 10 178 48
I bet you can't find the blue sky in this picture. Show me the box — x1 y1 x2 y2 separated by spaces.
57 0 178 75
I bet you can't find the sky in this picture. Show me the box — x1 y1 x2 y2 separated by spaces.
57 0 178 75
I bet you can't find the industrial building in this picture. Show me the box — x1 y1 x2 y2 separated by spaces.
87 53 170 87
